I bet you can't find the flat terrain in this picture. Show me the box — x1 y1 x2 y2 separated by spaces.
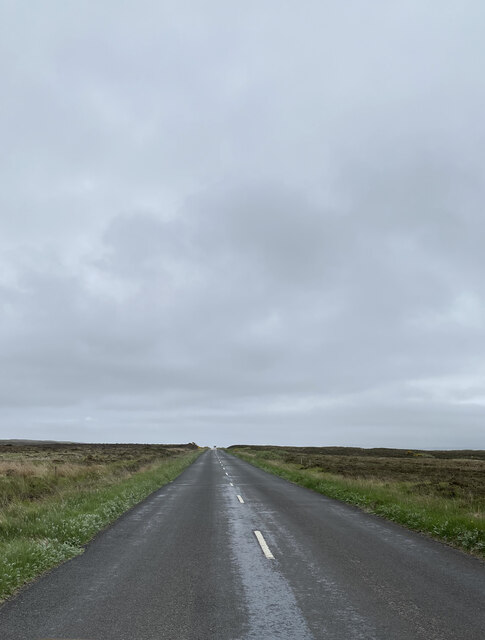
0 442 200 600
229 444 485 494
230 445 485 556
0 449 483 639
0 441 198 506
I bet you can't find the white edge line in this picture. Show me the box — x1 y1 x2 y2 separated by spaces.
237 494 244 503
254 530 274 559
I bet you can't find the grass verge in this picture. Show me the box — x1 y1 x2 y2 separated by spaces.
228 448 485 558
0 449 202 602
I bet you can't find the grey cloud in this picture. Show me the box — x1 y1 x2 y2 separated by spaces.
0 1 484 446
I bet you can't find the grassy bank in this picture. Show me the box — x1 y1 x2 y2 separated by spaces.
228 446 485 558
0 443 203 602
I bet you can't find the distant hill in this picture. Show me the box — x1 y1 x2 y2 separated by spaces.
0 440 199 449
227 444 485 460
0 439 77 445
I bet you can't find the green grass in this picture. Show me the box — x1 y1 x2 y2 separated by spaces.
228 447 485 558
0 448 202 601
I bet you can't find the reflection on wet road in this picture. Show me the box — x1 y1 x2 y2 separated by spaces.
1 449 484 639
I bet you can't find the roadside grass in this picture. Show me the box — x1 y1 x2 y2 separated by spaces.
0 445 202 602
228 447 485 558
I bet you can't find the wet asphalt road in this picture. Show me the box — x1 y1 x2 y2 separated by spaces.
0 449 484 639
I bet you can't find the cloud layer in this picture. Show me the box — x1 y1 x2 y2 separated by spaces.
1 1 484 446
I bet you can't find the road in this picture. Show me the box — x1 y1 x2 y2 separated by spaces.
0 449 484 639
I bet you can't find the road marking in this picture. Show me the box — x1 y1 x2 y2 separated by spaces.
254 530 274 559
225 472 229 476
230 482 234 486
237 494 244 503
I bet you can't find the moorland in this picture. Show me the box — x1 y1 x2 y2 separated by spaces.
228 445 485 557
0 441 201 601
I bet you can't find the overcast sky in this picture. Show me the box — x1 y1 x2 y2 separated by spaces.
1 1 484 448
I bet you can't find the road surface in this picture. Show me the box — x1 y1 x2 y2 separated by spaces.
0 449 484 639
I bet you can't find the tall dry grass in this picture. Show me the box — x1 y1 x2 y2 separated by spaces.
0 461 107 507
0 461 99 478
0 447 203 602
